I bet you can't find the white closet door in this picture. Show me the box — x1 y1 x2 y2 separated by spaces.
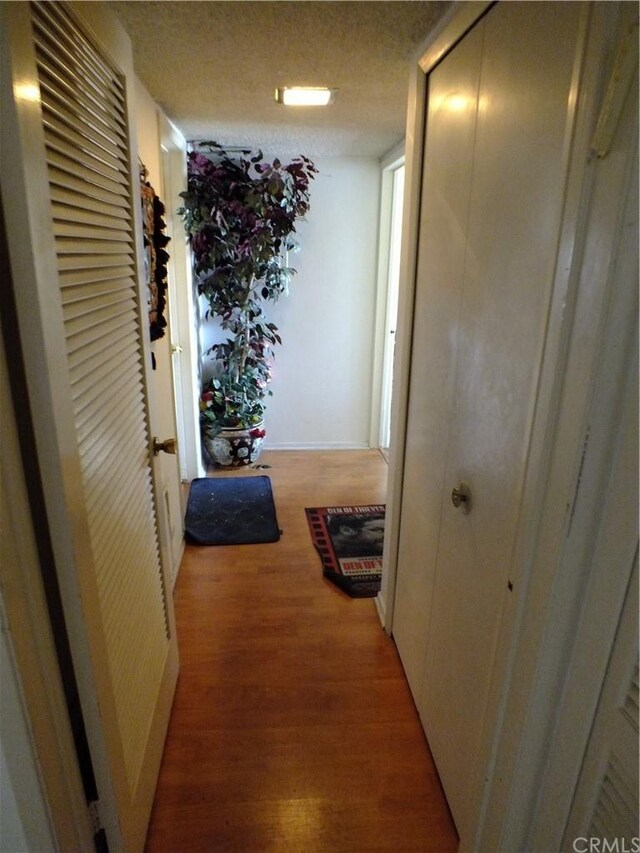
2 3 178 849
392 1 582 841
392 19 484 701
420 3 582 837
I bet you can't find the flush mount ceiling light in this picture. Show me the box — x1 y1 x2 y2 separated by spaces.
275 87 335 106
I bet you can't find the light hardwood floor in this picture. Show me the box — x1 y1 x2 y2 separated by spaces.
145 450 457 852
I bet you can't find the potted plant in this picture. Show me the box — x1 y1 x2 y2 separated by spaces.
179 142 316 467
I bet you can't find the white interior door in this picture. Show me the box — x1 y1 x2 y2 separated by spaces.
1 3 178 849
392 1 583 840
135 101 186 587
159 115 204 487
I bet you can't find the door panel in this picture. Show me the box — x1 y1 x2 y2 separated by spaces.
135 103 185 588
392 20 484 701
421 3 583 835
393 1 583 840
1 3 178 849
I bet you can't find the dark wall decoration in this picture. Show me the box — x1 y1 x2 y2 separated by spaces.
140 162 170 341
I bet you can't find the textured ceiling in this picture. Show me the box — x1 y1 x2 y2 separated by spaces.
109 1 451 158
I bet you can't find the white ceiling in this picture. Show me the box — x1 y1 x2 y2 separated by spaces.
109 1 451 159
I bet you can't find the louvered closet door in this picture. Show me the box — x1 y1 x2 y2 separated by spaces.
2 3 178 850
563 557 639 849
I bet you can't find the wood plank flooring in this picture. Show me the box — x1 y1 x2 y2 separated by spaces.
145 450 457 852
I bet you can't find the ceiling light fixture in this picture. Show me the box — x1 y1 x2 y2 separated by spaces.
275 87 335 107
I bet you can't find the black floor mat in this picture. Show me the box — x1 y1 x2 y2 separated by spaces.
185 476 280 545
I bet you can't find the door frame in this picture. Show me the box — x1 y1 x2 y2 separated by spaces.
159 113 204 486
381 0 634 847
369 142 404 450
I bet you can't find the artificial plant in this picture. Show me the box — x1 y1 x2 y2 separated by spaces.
179 142 317 437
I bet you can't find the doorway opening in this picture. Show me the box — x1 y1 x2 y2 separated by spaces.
370 149 405 458
380 162 405 451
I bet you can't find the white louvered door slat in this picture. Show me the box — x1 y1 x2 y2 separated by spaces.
68 344 137 398
3 2 180 848
48 167 129 207
36 67 127 136
62 283 135 311
60 264 136 288
40 90 127 156
69 344 139 397
78 401 144 460
67 322 137 370
31 1 125 90
49 167 128 206
58 238 133 255
50 186 130 218
38 79 127 149
67 325 139 377
65 312 138 353
77 384 145 450
58 253 133 272
55 222 132 242
45 118 127 174
34 33 126 116
64 301 135 337
53 203 129 230
35 52 128 133
93 495 152 558
62 290 135 320
47 149 130 195
563 556 639 850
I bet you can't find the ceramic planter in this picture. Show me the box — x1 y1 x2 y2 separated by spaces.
204 422 265 468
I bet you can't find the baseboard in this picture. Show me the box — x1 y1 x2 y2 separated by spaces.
374 592 386 628
263 442 371 451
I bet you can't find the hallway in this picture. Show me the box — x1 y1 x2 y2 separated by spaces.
145 450 457 851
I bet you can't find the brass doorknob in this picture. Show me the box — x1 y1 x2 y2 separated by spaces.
153 437 177 456
451 483 471 513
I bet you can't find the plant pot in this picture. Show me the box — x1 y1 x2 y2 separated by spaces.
204 422 265 468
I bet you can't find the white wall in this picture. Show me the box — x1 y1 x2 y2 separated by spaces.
201 156 381 449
